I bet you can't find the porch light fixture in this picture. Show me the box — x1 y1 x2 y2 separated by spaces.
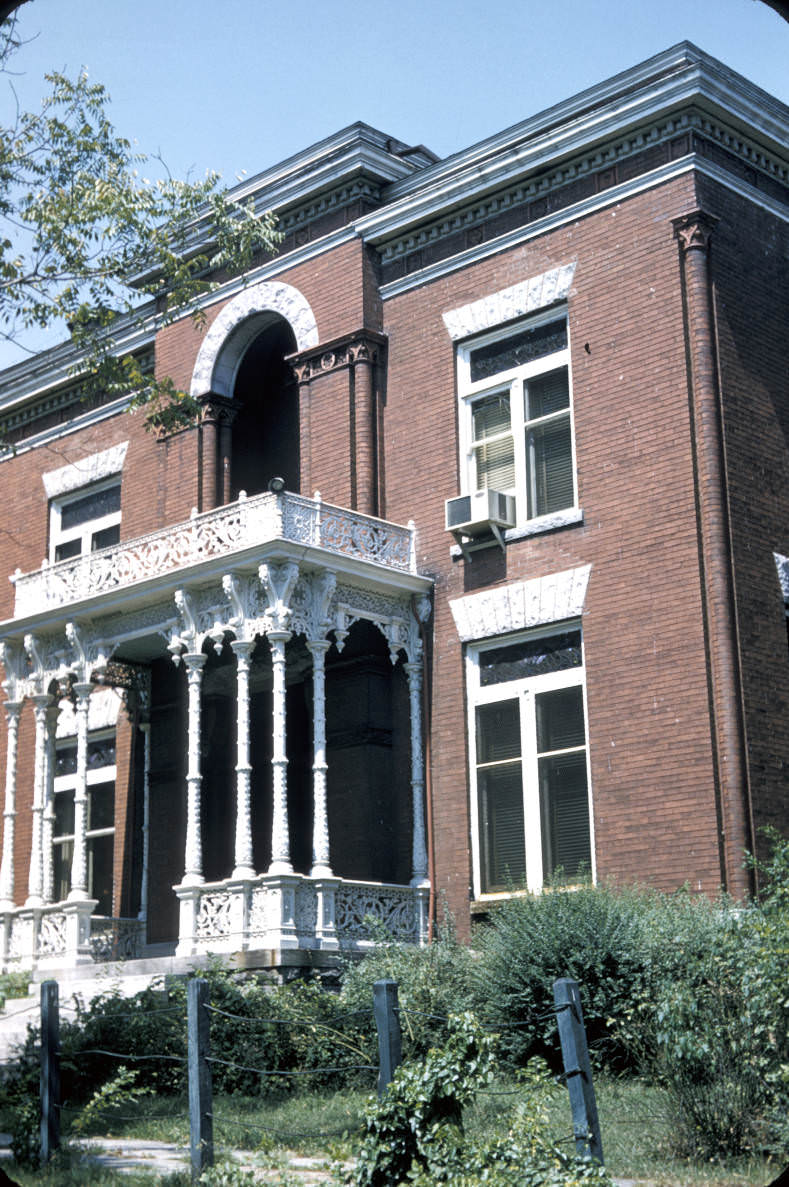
268 476 286 494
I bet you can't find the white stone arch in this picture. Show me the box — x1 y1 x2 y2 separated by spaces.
190 280 319 400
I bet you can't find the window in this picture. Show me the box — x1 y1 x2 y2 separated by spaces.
457 312 576 528
467 627 593 896
52 733 116 914
49 479 121 563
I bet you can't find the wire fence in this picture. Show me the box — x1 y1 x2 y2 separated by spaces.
3 973 603 1181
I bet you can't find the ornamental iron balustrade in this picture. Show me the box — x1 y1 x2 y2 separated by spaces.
90 917 145 962
11 491 416 618
178 874 422 953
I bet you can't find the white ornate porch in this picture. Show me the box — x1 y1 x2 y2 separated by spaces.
0 490 432 973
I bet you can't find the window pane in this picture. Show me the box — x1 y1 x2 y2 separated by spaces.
54 788 75 837
474 436 515 491
525 369 569 420
55 538 82 563
470 319 567 382
88 833 114 916
476 700 521 764
53 840 73 902
480 632 582 686
56 745 77 777
88 782 115 831
539 751 591 882
60 484 121 531
472 394 515 490
479 764 526 891
527 416 573 517
88 738 116 769
92 524 120 551
536 687 586 753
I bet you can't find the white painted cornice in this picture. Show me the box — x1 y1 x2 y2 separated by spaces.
358 43 789 244
225 122 438 215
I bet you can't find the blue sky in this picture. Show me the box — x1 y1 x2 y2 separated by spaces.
1 0 788 366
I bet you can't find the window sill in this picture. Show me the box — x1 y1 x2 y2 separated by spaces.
450 506 583 560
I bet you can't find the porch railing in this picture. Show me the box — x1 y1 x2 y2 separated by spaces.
1 901 145 969
175 873 429 958
10 491 417 619
0 875 428 971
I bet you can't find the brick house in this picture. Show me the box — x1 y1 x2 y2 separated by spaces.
0 41 787 975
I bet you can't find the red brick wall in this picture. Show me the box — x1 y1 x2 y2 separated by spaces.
698 176 789 868
382 174 728 933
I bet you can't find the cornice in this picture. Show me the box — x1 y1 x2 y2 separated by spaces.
360 45 789 247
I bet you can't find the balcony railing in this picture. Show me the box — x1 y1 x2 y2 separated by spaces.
11 491 417 619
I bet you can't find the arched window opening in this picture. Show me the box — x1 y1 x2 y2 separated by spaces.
231 317 299 498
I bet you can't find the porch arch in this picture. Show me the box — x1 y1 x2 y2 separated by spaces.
190 280 319 400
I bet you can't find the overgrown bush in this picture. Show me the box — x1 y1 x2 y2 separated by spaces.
470 882 660 1070
640 835 789 1159
349 1013 611 1187
339 921 473 1060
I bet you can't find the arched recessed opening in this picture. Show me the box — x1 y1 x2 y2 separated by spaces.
230 317 299 498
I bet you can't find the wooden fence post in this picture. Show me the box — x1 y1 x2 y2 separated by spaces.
40 979 60 1164
187 977 213 1181
373 979 402 1098
553 977 603 1164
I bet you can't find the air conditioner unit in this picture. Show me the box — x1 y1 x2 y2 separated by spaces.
445 489 516 558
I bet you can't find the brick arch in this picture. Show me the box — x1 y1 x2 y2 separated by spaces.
190 280 319 399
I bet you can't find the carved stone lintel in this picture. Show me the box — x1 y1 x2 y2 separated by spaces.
672 209 719 254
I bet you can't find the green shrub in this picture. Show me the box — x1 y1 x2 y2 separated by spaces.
339 923 474 1060
471 882 659 1070
349 1014 611 1187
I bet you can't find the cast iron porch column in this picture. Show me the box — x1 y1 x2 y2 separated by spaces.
231 639 255 879
182 653 207 886
404 661 428 886
0 699 22 909
307 639 332 877
67 682 92 901
268 631 293 874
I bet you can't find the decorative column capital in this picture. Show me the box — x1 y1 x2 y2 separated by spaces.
286 329 388 383
672 210 719 254
197 392 238 427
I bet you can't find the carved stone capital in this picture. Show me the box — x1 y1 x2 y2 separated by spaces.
197 393 238 427
672 209 719 254
287 330 387 383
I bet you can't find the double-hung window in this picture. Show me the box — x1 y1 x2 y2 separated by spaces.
467 627 593 896
49 479 121 563
458 312 576 528
52 733 116 915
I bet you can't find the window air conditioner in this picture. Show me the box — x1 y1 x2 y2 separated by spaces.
445 489 516 558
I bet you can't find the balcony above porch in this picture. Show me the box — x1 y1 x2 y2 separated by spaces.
7 490 424 628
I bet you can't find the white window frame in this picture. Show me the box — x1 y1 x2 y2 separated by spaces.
457 308 577 532
52 730 116 912
49 476 122 564
466 623 595 900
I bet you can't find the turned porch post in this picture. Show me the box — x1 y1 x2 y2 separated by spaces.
0 699 22 909
28 693 55 905
182 653 207 886
404 662 428 886
138 720 151 921
231 639 255 879
307 639 332 877
67 682 92 901
42 701 58 903
268 631 293 875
